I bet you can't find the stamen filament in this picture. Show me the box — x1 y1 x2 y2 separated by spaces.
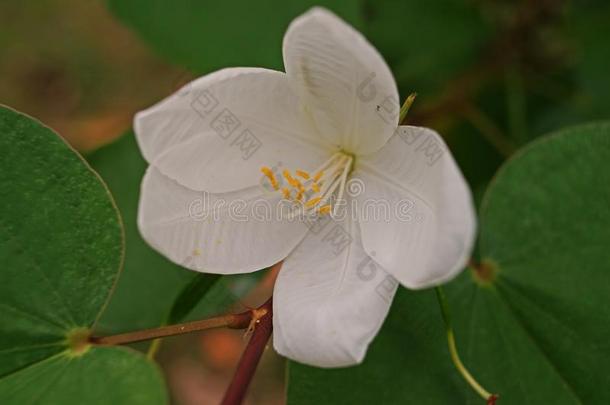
304 197 322 208
334 156 353 214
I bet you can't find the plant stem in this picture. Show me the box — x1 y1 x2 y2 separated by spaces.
435 287 498 404
90 311 253 346
221 297 273 405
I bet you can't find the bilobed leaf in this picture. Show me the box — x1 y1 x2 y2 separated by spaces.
288 122 610 403
0 106 167 404
106 0 362 74
0 347 166 405
446 122 610 403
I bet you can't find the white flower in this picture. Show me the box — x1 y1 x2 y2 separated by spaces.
134 7 476 368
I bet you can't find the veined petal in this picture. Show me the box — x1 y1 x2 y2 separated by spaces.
135 68 331 193
283 7 399 155
273 206 398 367
138 166 309 274
354 126 476 289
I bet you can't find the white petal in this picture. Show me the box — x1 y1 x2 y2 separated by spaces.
138 166 309 274
135 68 331 193
354 126 476 289
273 208 398 367
283 7 399 155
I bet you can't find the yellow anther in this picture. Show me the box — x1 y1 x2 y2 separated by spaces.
313 170 324 182
283 170 301 188
261 166 279 190
318 205 332 215
305 196 322 208
295 190 304 201
311 183 321 193
296 170 310 180
282 188 292 200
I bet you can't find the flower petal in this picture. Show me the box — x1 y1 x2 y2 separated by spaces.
283 7 399 155
135 68 331 193
354 126 476 289
138 166 309 274
273 209 398 367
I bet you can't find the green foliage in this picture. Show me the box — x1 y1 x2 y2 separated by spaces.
363 0 489 97
0 107 167 403
0 347 166 405
107 0 362 74
288 122 610 403
450 122 610 403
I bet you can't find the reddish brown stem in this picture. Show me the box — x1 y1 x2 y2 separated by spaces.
90 310 253 346
221 297 273 405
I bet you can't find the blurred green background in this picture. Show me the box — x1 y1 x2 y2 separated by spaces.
1 0 608 404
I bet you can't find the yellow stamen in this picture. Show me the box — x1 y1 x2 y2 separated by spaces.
305 196 322 208
296 170 310 180
282 188 292 200
318 205 331 215
295 190 304 201
311 183 321 193
313 170 324 182
261 166 279 190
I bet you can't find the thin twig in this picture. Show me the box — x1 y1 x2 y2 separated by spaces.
221 297 273 405
90 311 253 346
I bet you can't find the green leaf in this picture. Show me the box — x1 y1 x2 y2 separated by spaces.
445 121 610 403
106 0 362 74
86 132 195 333
0 347 166 405
0 106 167 403
288 122 610 403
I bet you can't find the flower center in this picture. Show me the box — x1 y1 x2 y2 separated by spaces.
260 151 354 216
